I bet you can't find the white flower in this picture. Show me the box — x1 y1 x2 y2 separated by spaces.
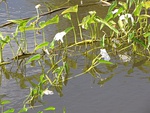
89 11 96 15
35 4 41 9
119 15 128 23
126 14 134 24
112 9 119 14
43 89 54 95
119 14 134 24
100 49 110 61
54 31 66 43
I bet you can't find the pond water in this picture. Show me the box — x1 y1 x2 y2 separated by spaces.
0 0 150 113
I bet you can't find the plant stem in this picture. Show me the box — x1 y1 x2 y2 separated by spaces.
70 20 77 43
76 13 83 40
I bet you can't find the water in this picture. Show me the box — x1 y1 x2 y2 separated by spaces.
0 0 150 113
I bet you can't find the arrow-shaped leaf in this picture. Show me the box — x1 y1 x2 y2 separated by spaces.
26 54 41 64
34 42 49 51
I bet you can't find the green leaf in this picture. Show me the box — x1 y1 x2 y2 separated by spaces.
108 1 117 12
40 74 45 82
142 1 150 9
144 32 150 38
49 40 55 49
13 26 19 37
4 108 15 113
18 107 28 113
104 12 113 22
39 15 59 28
26 54 41 64
63 61 69 73
19 25 37 32
1 100 10 105
0 35 11 49
133 3 142 16
118 2 127 10
7 19 27 25
39 21 46 28
38 111 43 113
61 5 78 14
132 38 147 48
0 39 7 44
19 17 38 32
64 27 74 33
1 36 11 49
97 18 119 34
63 13 71 20
114 7 124 18
80 15 91 29
99 59 113 65
128 32 134 42
8 16 36 25
53 66 64 74
127 0 134 8
9 17 37 32
45 15 59 26
44 106 56 111
34 42 49 51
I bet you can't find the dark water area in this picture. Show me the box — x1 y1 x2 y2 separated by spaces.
0 0 150 113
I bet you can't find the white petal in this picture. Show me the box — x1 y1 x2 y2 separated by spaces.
100 49 111 61
112 9 119 14
125 14 134 24
43 89 54 95
119 14 134 24
119 15 125 20
35 4 41 9
54 31 66 43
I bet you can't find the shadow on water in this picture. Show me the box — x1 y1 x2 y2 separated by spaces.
0 0 150 113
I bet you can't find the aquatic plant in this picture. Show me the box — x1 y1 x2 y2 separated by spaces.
62 5 82 43
0 32 10 64
103 0 150 51
0 100 15 113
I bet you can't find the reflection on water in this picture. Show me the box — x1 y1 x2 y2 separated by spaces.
0 42 150 112
0 0 150 113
